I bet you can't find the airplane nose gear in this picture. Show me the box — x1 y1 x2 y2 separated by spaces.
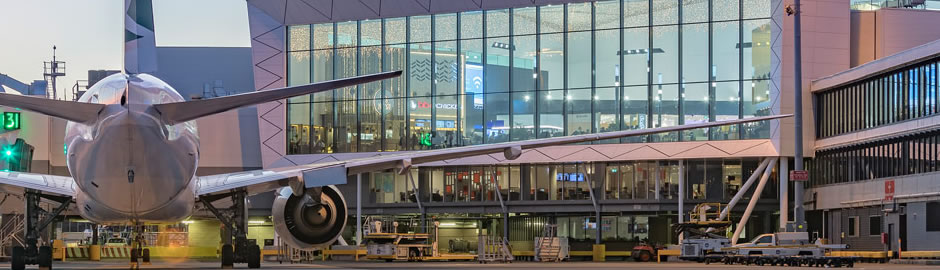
11 189 71 270
129 224 151 267
200 188 261 269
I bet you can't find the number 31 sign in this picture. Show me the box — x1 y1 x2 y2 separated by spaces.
2 112 20 130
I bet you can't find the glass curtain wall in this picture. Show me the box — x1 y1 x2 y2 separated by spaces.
286 0 773 154
369 158 764 204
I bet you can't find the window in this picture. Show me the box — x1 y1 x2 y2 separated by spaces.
928 202 940 231
869 215 882 236
847 216 858 237
754 235 773 245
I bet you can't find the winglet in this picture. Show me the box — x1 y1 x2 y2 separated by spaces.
153 71 402 125
0 93 103 123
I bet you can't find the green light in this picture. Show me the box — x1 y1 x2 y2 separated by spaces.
2 112 20 130
2 145 16 160
420 133 432 147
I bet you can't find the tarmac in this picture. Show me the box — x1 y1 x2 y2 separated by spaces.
3 260 940 270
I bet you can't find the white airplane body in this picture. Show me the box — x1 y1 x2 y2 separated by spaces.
0 0 791 268
67 74 198 223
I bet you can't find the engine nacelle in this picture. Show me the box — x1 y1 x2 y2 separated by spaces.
272 185 347 250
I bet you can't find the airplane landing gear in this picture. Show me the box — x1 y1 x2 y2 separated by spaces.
12 189 71 270
129 224 151 266
201 189 261 269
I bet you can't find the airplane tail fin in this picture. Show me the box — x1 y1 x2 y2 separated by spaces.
0 93 104 123
124 0 157 74
152 71 402 125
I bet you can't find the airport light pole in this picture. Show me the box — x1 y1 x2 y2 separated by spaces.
792 0 807 231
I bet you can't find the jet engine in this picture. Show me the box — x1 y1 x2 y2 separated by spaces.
272 185 347 250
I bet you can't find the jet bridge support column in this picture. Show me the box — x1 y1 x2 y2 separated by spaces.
731 157 778 244
579 164 601 245
356 173 362 246
491 167 510 243
678 160 685 243
405 170 425 233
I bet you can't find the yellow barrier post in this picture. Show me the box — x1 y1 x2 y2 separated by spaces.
89 245 101 261
592 244 606 262
52 240 65 261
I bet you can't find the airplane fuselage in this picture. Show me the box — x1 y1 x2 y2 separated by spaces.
66 73 199 223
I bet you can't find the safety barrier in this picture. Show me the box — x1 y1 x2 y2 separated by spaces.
657 249 680 263
512 250 632 260
900 251 940 259
828 250 888 262
62 246 221 259
66 247 130 258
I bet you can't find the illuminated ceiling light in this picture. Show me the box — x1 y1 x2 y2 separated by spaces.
546 94 552 100
624 96 630 100
182 220 195 224
594 95 599 100
566 95 572 101
524 95 530 101
248 220 266 224
533 73 538 79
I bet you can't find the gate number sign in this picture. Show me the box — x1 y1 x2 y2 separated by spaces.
2 112 20 130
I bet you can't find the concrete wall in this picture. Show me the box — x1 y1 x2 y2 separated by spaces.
904 202 940 251
808 171 940 210
851 8 940 67
778 0 852 158
832 207 883 250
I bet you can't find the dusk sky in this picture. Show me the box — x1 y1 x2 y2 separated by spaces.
0 0 251 98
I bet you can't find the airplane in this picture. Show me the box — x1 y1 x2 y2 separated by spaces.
0 1 790 269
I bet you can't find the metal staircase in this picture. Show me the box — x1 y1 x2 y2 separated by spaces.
477 235 514 263
0 213 25 257
535 224 562 262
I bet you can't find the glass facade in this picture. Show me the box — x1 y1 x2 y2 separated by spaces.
850 0 940 11
286 0 773 154
810 130 940 187
369 158 775 204
816 57 939 138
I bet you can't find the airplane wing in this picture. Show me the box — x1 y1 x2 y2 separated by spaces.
195 114 790 196
0 171 76 196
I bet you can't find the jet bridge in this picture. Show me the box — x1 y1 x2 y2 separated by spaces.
0 73 46 96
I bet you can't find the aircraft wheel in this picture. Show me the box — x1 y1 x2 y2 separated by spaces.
12 246 25 270
39 246 53 269
142 248 151 263
634 250 651 262
221 244 234 268
130 248 139 263
247 245 261 268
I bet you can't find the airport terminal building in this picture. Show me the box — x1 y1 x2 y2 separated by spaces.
244 0 940 254
4 0 940 260
248 0 786 251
